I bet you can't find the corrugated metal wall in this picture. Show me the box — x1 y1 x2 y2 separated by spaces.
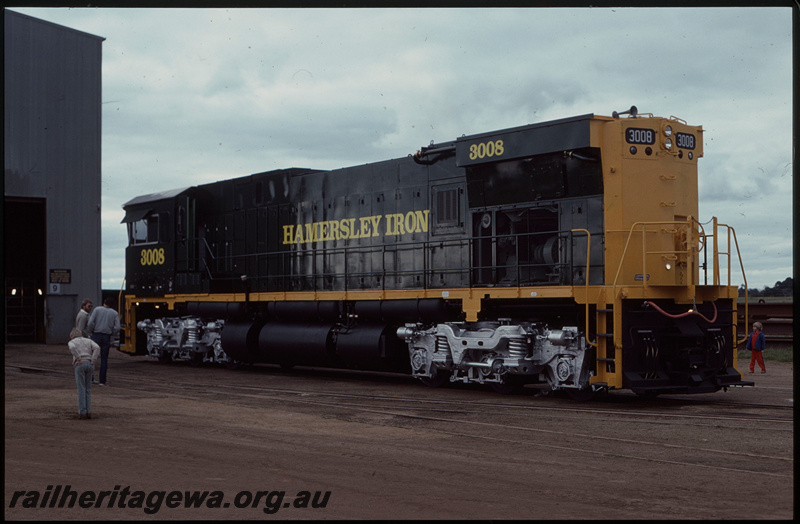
4 9 105 343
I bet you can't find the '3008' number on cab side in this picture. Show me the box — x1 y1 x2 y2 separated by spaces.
469 140 505 160
140 248 165 266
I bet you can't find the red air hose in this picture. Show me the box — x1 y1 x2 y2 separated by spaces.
644 300 717 323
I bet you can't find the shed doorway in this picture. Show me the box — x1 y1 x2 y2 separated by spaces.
4 198 46 342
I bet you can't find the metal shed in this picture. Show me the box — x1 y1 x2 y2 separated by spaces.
4 9 105 344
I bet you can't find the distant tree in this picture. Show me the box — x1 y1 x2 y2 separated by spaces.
738 277 793 298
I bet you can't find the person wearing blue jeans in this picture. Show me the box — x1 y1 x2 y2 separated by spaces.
69 328 100 419
87 296 121 386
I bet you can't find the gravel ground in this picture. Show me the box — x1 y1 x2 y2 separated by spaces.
4 343 794 520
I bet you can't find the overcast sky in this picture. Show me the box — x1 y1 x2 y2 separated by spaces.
12 6 794 291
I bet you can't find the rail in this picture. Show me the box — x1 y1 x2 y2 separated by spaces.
195 227 601 293
610 217 746 290
610 219 694 296
609 217 749 342
712 219 749 344
571 228 597 348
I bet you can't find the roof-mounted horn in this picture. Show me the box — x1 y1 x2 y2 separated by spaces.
612 105 638 119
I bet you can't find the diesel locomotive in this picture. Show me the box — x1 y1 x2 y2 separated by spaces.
119 107 752 399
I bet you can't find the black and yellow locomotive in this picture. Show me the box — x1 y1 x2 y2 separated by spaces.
120 108 751 398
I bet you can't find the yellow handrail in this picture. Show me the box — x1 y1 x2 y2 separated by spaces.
713 219 749 344
571 228 597 348
610 220 692 298
611 218 749 345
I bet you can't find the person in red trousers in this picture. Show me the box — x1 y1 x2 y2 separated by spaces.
746 321 766 373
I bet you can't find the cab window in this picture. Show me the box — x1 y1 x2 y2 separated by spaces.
130 213 169 245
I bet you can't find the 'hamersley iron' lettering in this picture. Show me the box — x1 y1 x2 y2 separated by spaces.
282 210 430 245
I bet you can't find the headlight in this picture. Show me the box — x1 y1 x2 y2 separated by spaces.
665 138 673 150
664 125 672 137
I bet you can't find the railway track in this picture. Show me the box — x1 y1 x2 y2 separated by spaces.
8 358 793 480
6 341 793 520
11 359 793 419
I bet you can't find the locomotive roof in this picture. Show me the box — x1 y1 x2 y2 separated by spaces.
122 187 191 208
121 113 611 222
122 187 191 223
456 113 596 143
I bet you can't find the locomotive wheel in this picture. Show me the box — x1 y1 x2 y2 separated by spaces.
635 390 660 399
419 371 449 388
189 352 204 367
564 386 595 402
490 376 524 395
225 357 242 370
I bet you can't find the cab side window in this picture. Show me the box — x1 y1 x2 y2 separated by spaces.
130 213 169 245
131 217 150 244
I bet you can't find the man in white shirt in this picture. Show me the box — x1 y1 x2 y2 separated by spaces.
69 328 101 419
87 297 121 386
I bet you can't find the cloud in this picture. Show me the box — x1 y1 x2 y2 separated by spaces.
12 6 793 290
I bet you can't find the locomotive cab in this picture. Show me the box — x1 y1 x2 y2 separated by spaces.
459 115 606 288
122 188 190 297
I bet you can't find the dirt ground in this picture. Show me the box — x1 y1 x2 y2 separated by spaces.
4 343 794 520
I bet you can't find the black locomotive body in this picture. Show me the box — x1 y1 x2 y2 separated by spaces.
120 111 751 398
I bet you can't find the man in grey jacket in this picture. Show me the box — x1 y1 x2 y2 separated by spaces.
87 296 121 386
75 298 93 337
69 328 101 419
75 298 96 383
